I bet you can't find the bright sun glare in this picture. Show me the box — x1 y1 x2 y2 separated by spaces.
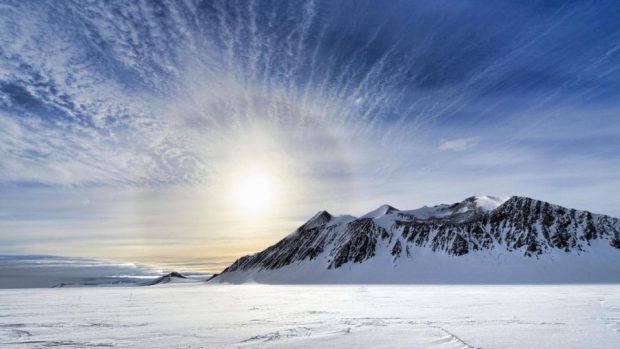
233 173 276 214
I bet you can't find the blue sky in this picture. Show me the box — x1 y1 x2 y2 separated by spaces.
1 0 619 270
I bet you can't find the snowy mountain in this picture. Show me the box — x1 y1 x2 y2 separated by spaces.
210 196 620 284
52 272 197 288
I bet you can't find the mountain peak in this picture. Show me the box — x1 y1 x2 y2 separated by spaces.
299 210 333 230
142 271 187 286
361 204 399 219
498 195 546 208
467 195 509 211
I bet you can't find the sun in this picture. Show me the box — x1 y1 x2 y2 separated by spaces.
233 173 276 214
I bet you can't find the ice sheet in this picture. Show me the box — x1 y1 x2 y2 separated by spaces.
0 284 618 348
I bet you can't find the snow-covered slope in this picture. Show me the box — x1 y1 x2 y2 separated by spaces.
210 196 620 284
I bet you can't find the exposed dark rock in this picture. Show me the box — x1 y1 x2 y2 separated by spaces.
391 240 402 259
329 218 385 269
611 236 620 249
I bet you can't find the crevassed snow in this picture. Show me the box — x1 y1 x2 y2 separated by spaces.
1 284 618 348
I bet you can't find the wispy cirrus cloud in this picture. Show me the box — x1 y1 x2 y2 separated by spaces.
0 0 619 268
438 137 478 151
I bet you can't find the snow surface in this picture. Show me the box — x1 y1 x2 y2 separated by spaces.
470 195 507 211
212 239 620 284
400 195 506 219
0 284 618 348
361 205 399 219
336 196 505 222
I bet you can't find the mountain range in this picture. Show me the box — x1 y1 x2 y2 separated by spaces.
209 196 620 284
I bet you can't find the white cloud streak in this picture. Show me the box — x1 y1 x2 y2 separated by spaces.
0 1 619 267
438 137 478 151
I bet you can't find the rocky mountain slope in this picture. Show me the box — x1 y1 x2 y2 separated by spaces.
209 196 620 284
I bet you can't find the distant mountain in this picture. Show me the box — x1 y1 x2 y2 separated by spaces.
141 272 189 286
53 271 203 288
209 196 620 284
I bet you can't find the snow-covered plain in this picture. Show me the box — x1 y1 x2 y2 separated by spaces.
1 284 619 348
